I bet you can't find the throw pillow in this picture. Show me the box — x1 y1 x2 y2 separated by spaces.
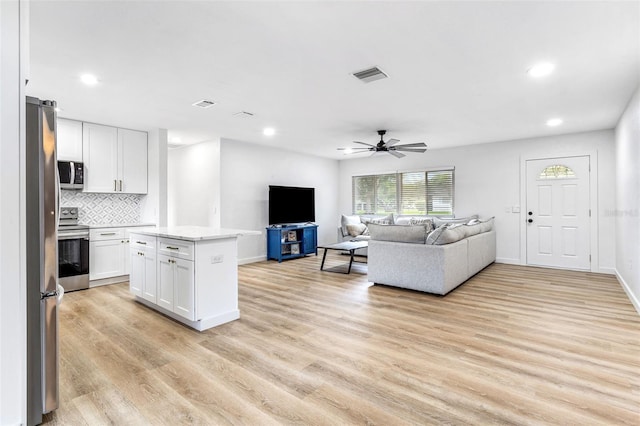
434 225 468 245
368 223 427 244
410 217 434 232
426 224 449 245
362 214 394 225
433 215 479 227
346 223 367 237
340 214 362 237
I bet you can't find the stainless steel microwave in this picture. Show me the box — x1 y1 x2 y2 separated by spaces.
57 161 84 190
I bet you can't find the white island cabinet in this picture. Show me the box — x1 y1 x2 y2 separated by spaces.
128 226 260 331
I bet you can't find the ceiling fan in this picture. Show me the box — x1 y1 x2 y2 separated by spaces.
338 130 427 158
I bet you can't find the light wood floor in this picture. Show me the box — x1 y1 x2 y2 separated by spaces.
44 254 640 425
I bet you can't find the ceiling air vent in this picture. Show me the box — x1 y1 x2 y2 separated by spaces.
233 111 255 118
191 99 216 108
352 66 388 83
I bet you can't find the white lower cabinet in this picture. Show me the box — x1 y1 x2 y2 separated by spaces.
158 254 194 320
90 228 130 281
130 234 156 302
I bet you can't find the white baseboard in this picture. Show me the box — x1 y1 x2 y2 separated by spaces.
238 255 266 265
615 270 640 315
597 267 616 275
495 257 521 265
90 275 128 287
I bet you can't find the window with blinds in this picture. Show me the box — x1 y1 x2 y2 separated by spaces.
353 169 454 216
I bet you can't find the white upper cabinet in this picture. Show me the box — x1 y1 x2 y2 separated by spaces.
57 118 83 162
82 122 147 194
118 128 148 194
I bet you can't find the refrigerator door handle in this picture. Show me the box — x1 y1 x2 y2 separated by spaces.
57 284 64 305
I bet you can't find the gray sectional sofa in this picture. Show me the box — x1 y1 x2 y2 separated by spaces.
366 218 496 295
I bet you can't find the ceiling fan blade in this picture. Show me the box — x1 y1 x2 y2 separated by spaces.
337 147 370 150
353 141 375 147
385 138 400 147
395 142 427 148
388 150 405 158
393 147 427 153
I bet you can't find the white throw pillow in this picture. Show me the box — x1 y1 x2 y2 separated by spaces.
340 214 362 236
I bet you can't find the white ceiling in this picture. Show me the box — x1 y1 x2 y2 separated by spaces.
27 1 639 159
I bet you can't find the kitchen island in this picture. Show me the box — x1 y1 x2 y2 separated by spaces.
128 226 261 331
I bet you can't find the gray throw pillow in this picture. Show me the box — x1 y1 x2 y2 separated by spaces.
409 217 434 232
432 225 467 245
368 223 427 244
426 224 449 245
433 215 479 227
362 214 394 226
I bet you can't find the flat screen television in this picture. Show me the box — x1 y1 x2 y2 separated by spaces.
269 185 315 225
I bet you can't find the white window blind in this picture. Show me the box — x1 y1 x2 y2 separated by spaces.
400 172 426 214
426 170 454 215
353 169 454 216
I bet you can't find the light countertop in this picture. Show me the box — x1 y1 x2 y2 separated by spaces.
129 226 262 241
89 223 156 229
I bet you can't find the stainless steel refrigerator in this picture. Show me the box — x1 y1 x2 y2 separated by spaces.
26 96 62 425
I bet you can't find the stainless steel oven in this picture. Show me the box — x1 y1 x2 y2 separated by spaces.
58 207 90 291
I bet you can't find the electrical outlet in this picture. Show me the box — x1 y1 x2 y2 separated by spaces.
211 255 224 264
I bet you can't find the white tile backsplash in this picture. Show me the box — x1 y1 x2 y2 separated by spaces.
61 191 142 225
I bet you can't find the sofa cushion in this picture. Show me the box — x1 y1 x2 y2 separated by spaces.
368 223 427 244
341 214 362 236
346 223 368 237
426 224 450 245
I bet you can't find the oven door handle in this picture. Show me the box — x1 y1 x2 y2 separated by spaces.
58 232 90 240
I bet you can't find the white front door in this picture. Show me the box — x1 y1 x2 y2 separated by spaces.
526 156 590 270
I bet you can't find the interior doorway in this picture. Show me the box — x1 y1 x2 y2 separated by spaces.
525 156 591 270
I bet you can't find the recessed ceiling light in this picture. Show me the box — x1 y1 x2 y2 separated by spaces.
546 118 563 127
263 127 275 136
80 73 98 85
527 62 555 78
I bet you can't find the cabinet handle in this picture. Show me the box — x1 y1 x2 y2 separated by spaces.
166 246 179 250
136 241 147 245
119 180 122 191
114 180 117 191
100 232 117 236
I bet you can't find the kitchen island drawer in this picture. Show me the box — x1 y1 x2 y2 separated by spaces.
130 233 156 250
158 237 194 261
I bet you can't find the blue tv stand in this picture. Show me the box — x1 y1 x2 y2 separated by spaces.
266 224 318 262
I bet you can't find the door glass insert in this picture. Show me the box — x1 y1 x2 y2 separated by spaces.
538 164 576 179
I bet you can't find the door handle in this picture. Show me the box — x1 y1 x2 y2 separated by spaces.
119 180 122 191
528 219 533 223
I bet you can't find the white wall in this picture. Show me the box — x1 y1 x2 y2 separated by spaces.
615 86 640 313
0 0 26 423
219 139 339 263
167 139 221 228
338 130 616 272
141 128 168 226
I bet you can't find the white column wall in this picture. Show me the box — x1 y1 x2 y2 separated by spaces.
338 130 616 272
0 0 27 423
167 139 221 228
615 86 640 313
140 128 168 226
219 139 339 264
